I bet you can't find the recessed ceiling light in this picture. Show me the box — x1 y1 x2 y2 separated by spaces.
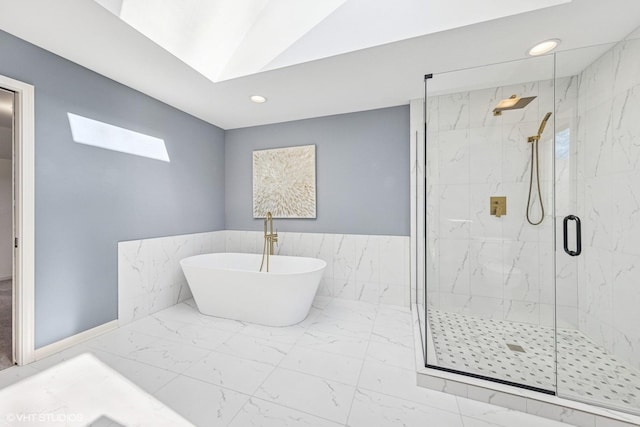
250 95 267 104
528 39 560 56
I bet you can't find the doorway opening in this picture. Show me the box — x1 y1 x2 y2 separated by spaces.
0 87 14 370
0 73 35 367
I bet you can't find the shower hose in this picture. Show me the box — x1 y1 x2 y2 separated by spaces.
526 139 544 225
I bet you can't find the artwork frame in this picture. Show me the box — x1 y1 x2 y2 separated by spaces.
252 144 316 219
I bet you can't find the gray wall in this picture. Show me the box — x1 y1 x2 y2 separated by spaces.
0 30 225 348
225 106 409 236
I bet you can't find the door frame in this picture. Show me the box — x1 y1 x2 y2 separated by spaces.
0 74 35 366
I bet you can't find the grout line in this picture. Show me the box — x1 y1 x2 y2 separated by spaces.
233 395 351 427
455 392 468 426
151 372 253 424
343 299 377 425
242 301 322 396
231 297 356 425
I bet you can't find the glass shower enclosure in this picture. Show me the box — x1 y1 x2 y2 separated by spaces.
416 34 640 416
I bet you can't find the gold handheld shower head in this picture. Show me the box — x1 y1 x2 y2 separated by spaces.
493 94 537 116
525 111 552 226
527 112 552 143
537 112 552 135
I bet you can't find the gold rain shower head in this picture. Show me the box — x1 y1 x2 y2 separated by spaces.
492 94 537 116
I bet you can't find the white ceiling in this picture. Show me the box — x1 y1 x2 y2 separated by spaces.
0 0 639 129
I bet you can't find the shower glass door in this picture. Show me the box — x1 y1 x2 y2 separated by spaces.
424 53 557 392
554 38 640 416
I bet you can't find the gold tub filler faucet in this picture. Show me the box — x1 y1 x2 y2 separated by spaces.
260 212 278 272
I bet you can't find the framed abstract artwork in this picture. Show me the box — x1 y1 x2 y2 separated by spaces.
252 145 316 218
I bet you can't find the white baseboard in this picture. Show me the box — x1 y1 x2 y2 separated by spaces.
33 320 118 361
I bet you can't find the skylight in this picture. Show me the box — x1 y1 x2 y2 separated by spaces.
94 0 348 82
93 0 570 83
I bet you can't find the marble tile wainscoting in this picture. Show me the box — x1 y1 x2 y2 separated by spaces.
225 231 410 307
118 231 227 325
119 230 410 326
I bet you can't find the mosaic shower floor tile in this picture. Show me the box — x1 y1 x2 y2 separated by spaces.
428 309 640 412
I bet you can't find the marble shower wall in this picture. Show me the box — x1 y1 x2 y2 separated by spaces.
119 230 410 326
425 77 578 327
575 33 640 371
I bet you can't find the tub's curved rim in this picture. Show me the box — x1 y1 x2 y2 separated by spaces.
180 252 327 276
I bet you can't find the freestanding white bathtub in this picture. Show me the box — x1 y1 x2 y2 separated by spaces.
180 252 326 327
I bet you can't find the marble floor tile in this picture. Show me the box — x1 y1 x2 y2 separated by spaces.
182 350 275 394
28 343 96 371
216 334 292 366
311 296 333 310
151 302 216 327
165 322 235 351
88 349 179 394
370 324 414 348
85 329 159 359
295 330 369 359
174 301 248 334
120 315 190 341
358 359 459 412
296 307 324 328
461 417 507 427
0 297 585 427
279 345 363 385
348 388 465 427
374 305 413 329
365 339 415 369
322 304 377 325
199 315 248 334
329 298 378 313
329 298 378 316
228 397 343 427
255 367 356 424
238 322 307 345
154 374 249 426
183 298 198 309
308 315 373 340
126 338 210 374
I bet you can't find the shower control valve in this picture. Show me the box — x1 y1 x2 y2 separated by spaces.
490 196 507 218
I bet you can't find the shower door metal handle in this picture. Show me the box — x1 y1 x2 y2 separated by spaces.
563 215 582 256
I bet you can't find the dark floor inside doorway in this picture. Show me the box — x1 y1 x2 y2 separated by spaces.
0 279 12 370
